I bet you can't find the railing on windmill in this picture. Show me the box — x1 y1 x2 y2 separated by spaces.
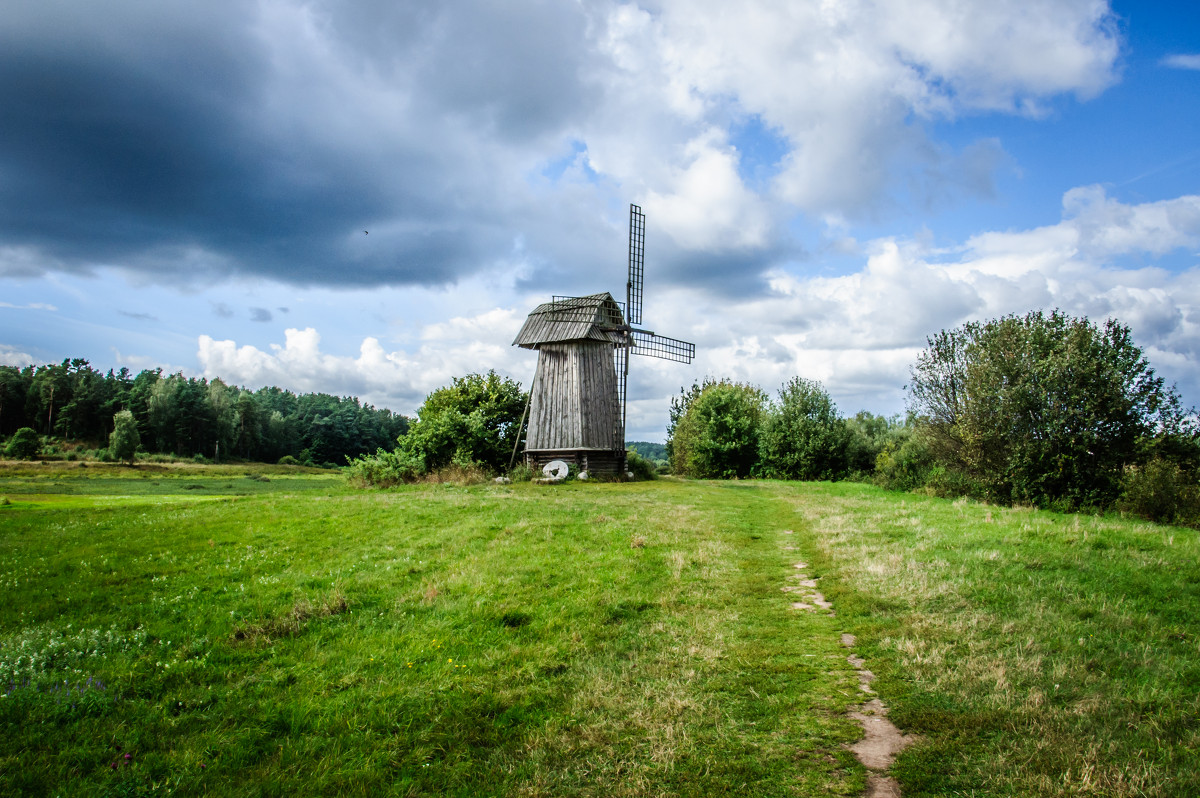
548 296 627 327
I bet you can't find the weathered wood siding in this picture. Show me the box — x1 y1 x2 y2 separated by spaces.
526 341 620 451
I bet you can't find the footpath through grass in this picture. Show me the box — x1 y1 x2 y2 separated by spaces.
789 482 1200 797
2 465 1197 796
0 465 863 796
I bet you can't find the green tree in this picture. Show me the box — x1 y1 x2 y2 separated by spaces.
667 380 766 478
109 410 140 464
398 371 527 473
5 427 40 460
909 310 1197 508
759 377 850 481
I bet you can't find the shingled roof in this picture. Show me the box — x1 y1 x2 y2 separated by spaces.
512 292 627 349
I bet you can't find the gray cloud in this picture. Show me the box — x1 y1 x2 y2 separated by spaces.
0 0 1122 299
118 310 158 322
250 307 272 322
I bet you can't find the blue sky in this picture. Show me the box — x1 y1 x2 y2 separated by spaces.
2 0 1198 441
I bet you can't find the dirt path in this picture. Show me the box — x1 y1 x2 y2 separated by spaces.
781 530 916 797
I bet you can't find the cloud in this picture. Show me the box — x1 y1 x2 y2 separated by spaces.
211 302 234 319
1161 54 1200 70
118 310 158 322
197 308 529 413
0 301 57 311
0 345 36 367
648 188 1200 417
0 0 1122 294
190 187 1200 439
249 307 273 322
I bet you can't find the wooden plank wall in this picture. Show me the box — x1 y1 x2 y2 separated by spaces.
527 341 619 450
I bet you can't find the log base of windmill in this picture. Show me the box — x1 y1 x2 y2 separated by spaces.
525 448 627 476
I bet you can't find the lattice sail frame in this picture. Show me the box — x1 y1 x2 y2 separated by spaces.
627 204 645 326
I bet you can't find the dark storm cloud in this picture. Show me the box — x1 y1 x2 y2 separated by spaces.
0 0 613 288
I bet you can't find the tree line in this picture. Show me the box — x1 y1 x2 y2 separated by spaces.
0 360 409 465
667 311 1200 525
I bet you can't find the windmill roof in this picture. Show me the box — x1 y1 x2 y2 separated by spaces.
512 292 627 348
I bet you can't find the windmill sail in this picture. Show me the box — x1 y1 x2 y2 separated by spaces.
630 329 694 363
626 204 645 326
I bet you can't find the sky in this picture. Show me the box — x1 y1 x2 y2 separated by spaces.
2 0 1199 442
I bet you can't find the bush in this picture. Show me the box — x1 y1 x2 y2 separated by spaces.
277 454 299 466
759 377 850 481
5 428 40 460
506 463 533 482
873 426 937 492
668 380 767 478
399 372 527 474
1119 458 1200 525
909 310 1196 509
109 409 140 464
345 448 424 487
625 449 658 481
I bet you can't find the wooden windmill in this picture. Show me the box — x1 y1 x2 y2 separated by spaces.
512 204 695 475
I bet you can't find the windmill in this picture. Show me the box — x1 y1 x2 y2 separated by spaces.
512 204 695 475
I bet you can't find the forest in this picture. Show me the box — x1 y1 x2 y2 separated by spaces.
0 360 408 466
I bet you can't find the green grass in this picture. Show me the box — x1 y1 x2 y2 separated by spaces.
2 465 1197 796
785 483 1200 797
0 466 863 796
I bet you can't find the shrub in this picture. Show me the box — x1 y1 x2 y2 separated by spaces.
109 409 140 464
909 310 1195 509
759 377 850 481
277 454 299 466
399 372 527 474
506 463 533 482
1119 458 1200 526
625 449 658 481
873 426 936 492
668 380 767 478
345 448 424 487
5 428 40 460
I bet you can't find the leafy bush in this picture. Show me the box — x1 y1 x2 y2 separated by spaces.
668 380 767 478
399 372 527 474
277 454 299 466
109 409 140 464
759 377 850 481
873 425 937 492
5 428 40 460
1119 458 1200 526
345 448 424 487
625 449 658 481
506 463 533 482
909 310 1196 509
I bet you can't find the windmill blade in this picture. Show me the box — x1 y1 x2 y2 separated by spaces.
626 204 645 326
630 329 694 363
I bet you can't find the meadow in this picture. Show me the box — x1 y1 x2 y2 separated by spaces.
0 462 1196 796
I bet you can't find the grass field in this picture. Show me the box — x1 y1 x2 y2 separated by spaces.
1 462 1197 796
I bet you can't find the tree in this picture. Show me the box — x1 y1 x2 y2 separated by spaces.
109 410 140 464
667 380 766 478
398 371 527 473
909 310 1197 508
5 427 40 460
759 377 850 481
